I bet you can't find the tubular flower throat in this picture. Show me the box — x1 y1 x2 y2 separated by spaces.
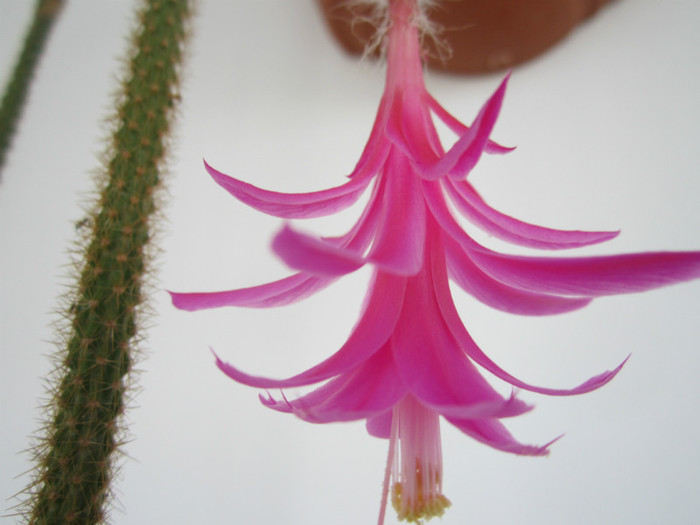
171 0 700 522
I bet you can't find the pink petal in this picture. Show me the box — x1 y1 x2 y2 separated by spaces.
446 179 619 250
390 234 531 419
445 236 592 316
347 97 392 179
446 390 534 419
431 245 629 396
204 159 374 219
385 92 441 173
214 271 406 388
367 152 426 275
273 162 427 277
273 224 365 276
426 92 514 154
366 410 393 439
169 187 382 310
426 180 700 297
278 345 406 423
469 249 700 297
418 74 509 180
259 391 292 413
169 273 336 310
447 417 554 456
268 175 386 277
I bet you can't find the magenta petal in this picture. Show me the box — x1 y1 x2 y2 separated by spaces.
391 235 530 418
444 237 592 316
284 345 406 423
447 417 554 456
446 180 620 250
445 390 534 419
204 159 373 219
426 92 514 154
259 391 292 413
169 186 382 310
420 74 509 180
402 89 442 156
426 395 534 420
426 180 700 297
169 273 336 310
214 271 406 389
432 247 629 395
391 309 533 418
272 161 427 277
470 249 700 296
348 98 392 179
385 92 441 173
367 152 427 275
272 225 366 276
457 319 629 396
366 410 393 439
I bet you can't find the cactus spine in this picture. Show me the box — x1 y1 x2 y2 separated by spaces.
23 1 192 523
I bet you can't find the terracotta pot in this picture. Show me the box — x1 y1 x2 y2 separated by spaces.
317 0 614 74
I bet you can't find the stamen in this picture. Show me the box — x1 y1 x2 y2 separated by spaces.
378 414 397 525
388 396 451 523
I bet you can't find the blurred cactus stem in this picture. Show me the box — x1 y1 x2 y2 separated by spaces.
0 0 65 179
23 1 192 523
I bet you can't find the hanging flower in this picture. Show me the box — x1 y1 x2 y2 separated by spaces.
171 0 700 522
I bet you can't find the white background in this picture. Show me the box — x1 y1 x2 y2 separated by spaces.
1 1 699 524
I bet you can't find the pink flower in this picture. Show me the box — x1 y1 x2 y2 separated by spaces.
171 0 700 522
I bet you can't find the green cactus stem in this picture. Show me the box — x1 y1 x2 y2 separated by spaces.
0 0 65 179
23 1 192 523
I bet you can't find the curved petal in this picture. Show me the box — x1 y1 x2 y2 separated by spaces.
366 410 393 439
426 180 700 297
214 271 406 388
431 240 629 396
447 417 555 456
259 391 292 413
444 237 593 316
367 151 426 275
443 390 534 420
204 159 374 219
385 92 441 174
390 230 531 419
469 249 700 297
426 92 514 155
419 74 509 180
269 174 386 277
277 344 406 423
273 224 366 277
274 161 427 277
171 185 383 310
348 96 392 179
169 273 336 310
446 179 619 250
